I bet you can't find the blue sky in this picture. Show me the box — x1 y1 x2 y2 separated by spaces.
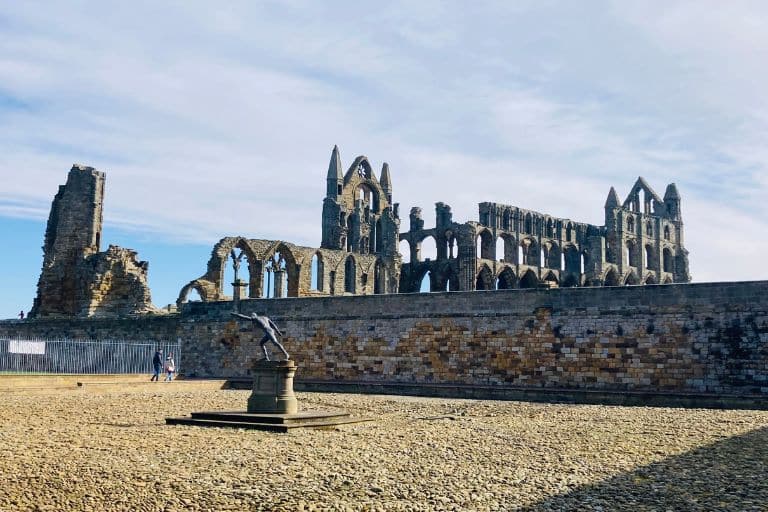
1 1 767 318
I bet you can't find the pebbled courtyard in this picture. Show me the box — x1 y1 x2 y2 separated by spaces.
1 386 767 511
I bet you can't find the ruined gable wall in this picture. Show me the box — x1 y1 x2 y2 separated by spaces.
30 165 156 318
5 281 768 396
31 165 105 317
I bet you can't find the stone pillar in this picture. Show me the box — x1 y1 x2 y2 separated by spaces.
273 270 286 298
248 360 298 414
232 279 247 310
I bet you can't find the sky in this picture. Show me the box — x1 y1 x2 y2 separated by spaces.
1 1 767 319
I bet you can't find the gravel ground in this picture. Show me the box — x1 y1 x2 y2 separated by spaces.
1 387 767 512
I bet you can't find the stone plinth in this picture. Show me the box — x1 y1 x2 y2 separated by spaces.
248 359 298 414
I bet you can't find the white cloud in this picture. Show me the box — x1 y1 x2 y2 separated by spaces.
1 1 767 283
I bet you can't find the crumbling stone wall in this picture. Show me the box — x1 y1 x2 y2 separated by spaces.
30 165 156 318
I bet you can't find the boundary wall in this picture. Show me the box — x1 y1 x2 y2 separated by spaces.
2 281 767 400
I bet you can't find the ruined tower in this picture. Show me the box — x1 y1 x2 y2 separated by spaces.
320 145 401 292
30 165 156 318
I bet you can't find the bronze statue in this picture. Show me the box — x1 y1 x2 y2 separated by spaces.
231 312 290 361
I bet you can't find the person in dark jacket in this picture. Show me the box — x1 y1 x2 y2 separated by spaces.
150 349 163 381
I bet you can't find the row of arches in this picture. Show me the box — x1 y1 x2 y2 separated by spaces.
622 241 676 273
179 239 390 305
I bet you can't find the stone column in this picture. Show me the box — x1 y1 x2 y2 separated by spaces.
248 359 298 414
232 279 247 311
273 270 286 298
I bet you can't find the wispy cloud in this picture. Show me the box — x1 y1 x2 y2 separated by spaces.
1 1 767 282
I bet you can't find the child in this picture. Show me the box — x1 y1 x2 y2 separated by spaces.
164 353 176 382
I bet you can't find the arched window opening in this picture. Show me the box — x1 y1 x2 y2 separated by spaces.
497 268 516 290
580 253 586 274
186 288 202 302
375 219 383 253
447 235 457 259
560 252 565 271
475 266 493 290
310 253 322 291
663 248 673 273
646 222 652 236
503 210 511 230
543 271 559 287
664 225 671 240
540 247 545 267
224 247 251 298
604 269 620 287
399 239 411 264
374 261 384 294
496 237 505 262
644 245 653 270
519 270 539 289
625 272 640 285
524 213 533 233
419 271 431 293
566 223 573 242
626 241 639 268
262 251 287 298
627 216 635 233
545 218 554 238
344 257 356 293
518 244 525 265
421 236 437 262
476 230 493 259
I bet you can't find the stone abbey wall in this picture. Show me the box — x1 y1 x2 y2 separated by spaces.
3 281 767 396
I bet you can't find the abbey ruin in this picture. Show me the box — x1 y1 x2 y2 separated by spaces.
12 151 768 403
177 146 690 307
28 147 690 318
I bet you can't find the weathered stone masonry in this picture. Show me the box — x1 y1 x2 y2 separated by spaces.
30 165 156 318
4 281 767 395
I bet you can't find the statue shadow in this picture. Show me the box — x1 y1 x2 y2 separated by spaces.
522 425 768 511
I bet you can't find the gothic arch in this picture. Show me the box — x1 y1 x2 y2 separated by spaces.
344 254 357 293
177 280 211 306
262 242 301 297
475 264 493 290
603 268 620 287
542 270 559 286
496 266 517 289
476 229 494 260
519 269 539 289
624 270 640 285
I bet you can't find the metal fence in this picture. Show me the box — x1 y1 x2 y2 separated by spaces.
0 337 181 374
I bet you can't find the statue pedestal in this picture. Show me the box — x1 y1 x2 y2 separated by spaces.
247 359 298 414
166 358 371 431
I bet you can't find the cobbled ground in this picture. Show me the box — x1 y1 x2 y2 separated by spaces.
1 387 767 511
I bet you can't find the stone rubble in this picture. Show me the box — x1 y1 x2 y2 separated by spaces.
0 388 766 511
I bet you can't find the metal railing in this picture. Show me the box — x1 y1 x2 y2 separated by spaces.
0 337 181 375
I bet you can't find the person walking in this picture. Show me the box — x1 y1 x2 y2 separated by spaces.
150 349 163 381
18 310 24 320
164 353 176 382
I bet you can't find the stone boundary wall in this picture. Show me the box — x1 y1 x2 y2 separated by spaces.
2 281 767 396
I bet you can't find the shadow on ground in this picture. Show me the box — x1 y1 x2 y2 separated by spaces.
523 426 768 511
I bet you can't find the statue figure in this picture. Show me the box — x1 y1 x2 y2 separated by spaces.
231 312 290 361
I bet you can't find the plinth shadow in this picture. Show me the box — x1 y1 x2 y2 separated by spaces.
522 426 768 511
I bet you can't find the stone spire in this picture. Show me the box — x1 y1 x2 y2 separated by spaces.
380 162 392 203
663 183 681 220
326 145 344 198
604 186 620 209
663 183 680 200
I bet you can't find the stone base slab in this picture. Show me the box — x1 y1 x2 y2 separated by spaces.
165 410 370 432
